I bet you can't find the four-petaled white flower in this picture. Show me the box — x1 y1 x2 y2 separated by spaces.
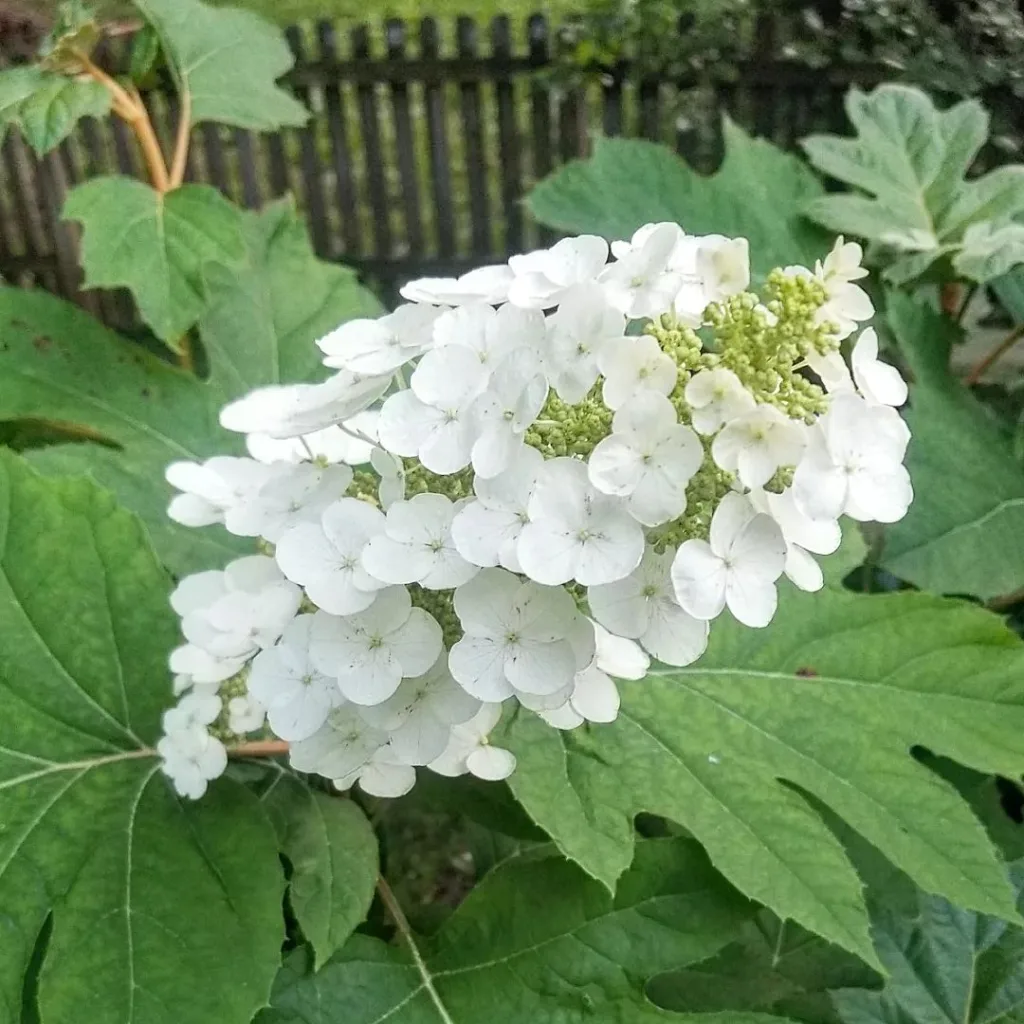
451 445 542 573
749 487 840 593
588 391 703 525
671 492 787 627
793 393 912 523
226 693 266 734
334 745 417 798
813 237 874 340
598 334 678 412
275 497 387 615
362 493 478 590
317 303 443 375
449 568 593 704
245 414 380 466
711 405 806 488
589 546 710 665
158 723 227 799
309 586 443 704
507 235 609 308
685 368 757 435
851 328 908 407
428 703 517 781
518 457 645 586
400 264 513 305
289 705 388 780
600 222 684 318
166 456 272 527
247 615 342 741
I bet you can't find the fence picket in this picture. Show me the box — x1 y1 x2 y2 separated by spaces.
491 15 524 254
527 14 556 246
420 17 456 260
352 24 393 259
457 16 491 259
387 19 426 259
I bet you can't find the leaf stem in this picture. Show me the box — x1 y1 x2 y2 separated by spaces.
965 323 1024 386
955 283 978 325
168 87 192 190
377 876 455 1024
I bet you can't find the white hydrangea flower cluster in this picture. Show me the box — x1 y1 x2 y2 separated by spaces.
158 226 912 800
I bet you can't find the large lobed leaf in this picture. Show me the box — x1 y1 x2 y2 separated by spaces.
260 838 779 1024
503 567 1024 966
526 119 831 276
0 66 110 155
63 177 248 347
134 0 308 131
0 449 285 1024
881 293 1024 599
802 84 1024 285
0 201 381 575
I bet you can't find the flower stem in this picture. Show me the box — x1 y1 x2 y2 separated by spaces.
168 87 192 190
228 738 289 758
965 323 1024 386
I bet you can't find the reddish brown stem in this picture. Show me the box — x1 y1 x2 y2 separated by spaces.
965 323 1024 386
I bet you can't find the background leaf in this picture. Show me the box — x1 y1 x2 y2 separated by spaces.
64 177 247 347
881 293 1024 599
0 202 381 575
504 580 1024 965
133 0 308 130
261 838 769 1024
263 772 379 968
0 66 110 155
526 120 831 276
0 450 284 1024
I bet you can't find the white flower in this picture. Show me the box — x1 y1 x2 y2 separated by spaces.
289 705 387 779
173 556 301 661
814 237 874 340
220 371 390 439
451 445 542 573
169 643 246 685
358 654 481 765
335 746 416 798
598 334 677 412
162 690 222 733
427 703 516 781
361 493 478 590
545 283 628 403
600 222 685 318
469 350 548 478
227 694 266 734
245 416 380 467
711 405 807 488
317 304 443 375
749 487 840 593
371 447 406 509
589 546 709 665
792 394 912 523
400 264 513 305
685 369 757 435
308 587 443 705
448 568 591 703
507 235 609 308
225 463 353 543
166 457 272 528
158 724 227 799
275 497 387 615
588 391 702 526
670 234 750 325
540 623 648 730
805 348 854 395
671 492 787 627
518 457 645 586
247 615 341 741
851 328 908 407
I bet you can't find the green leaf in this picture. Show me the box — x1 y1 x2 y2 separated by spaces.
64 177 247 347
0 449 284 1024
504 581 1024 966
801 84 1024 285
881 293 1024 598
262 772 379 968
0 66 109 155
953 221 1024 283
832 861 1024 1024
527 119 831 276
0 201 381 575
133 0 307 131
262 838 770 1024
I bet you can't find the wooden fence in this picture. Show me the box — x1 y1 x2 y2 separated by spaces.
0 11 1005 327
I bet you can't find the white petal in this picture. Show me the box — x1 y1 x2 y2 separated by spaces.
504 638 576 696
670 540 728 621
466 745 516 781
724 574 778 628
570 667 620 722
448 636 514 701
642 600 709 666
389 608 444 678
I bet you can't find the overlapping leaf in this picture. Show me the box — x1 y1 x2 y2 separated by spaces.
527 119 831 276
0 450 284 1024
504 574 1024 965
0 66 109 154
802 84 1024 285
259 838 774 1024
133 0 308 131
64 177 247 347
881 293 1024 599
0 201 380 574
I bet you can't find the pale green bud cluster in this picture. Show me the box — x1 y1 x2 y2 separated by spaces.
525 387 614 458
